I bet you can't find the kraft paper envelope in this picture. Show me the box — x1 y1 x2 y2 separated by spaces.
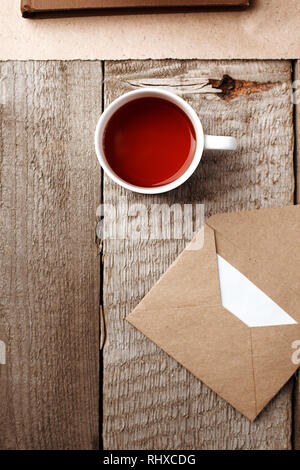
126 205 300 421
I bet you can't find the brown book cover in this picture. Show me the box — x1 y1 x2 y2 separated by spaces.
21 0 250 16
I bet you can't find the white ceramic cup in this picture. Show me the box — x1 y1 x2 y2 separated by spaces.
95 88 237 194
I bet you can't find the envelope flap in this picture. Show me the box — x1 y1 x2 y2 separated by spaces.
207 205 300 293
130 225 220 312
127 304 257 421
214 231 300 324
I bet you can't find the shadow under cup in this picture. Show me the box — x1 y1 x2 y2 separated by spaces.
101 96 197 190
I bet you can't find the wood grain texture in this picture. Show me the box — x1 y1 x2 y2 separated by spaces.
0 61 101 449
295 61 300 204
294 60 300 450
103 60 295 450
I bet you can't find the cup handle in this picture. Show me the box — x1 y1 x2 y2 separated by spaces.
204 134 237 151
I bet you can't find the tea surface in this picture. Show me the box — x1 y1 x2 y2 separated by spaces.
103 97 196 187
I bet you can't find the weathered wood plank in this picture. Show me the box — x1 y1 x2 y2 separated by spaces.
0 61 101 449
103 60 294 450
294 60 300 450
295 61 300 205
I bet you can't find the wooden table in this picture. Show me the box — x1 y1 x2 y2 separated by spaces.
0 59 299 450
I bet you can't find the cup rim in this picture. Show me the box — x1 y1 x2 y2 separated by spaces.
94 88 204 194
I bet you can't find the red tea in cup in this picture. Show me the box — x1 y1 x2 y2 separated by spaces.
103 97 196 188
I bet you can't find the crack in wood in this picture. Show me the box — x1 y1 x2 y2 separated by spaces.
124 77 222 95
114 75 278 101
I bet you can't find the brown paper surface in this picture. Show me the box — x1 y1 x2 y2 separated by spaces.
1 0 300 60
127 206 300 420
